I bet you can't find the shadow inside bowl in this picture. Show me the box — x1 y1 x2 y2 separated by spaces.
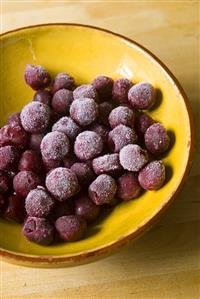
167 130 176 151
94 206 114 226
164 164 174 186
149 88 163 111
86 227 101 238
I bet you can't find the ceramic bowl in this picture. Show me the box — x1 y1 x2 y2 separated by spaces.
0 24 194 267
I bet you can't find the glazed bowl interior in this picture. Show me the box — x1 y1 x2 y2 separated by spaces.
0 24 193 267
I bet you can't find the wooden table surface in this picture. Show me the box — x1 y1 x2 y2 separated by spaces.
1 1 199 298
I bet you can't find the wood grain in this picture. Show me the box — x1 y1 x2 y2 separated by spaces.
1 1 199 298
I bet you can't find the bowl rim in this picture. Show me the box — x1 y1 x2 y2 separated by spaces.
0 23 195 267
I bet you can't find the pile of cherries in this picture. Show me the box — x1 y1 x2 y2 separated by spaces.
0 64 170 245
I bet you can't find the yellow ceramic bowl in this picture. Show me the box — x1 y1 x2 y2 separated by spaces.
0 24 194 267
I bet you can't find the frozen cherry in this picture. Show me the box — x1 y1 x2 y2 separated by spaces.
75 195 100 223
74 131 103 161
138 160 165 190
50 201 74 221
20 102 50 133
33 89 52 105
8 112 21 126
52 72 75 93
92 154 122 176
55 215 87 242
128 82 155 110
18 150 43 174
0 171 11 194
24 64 51 90
108 125 138 153
109 106 135 128
136 112 154 137
41 131 70 161
63 154 77 168
89 174 117 205
144 123 170 155
112 78 132 104
13 171 41 198
71 162 94 187
117 172 142 200
42 157 63 172
46 167 79 201
73 84 98 101
25 186 54 218
98 101 113 126
4 194 26 223
52 89 73 115
52 116 81 140
89 123 109 144
29 133 45 151
119 144 148 171
23 216 54 245
92 75 113 100
0 146 19 171
0 124 28 149
70 98 99 126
